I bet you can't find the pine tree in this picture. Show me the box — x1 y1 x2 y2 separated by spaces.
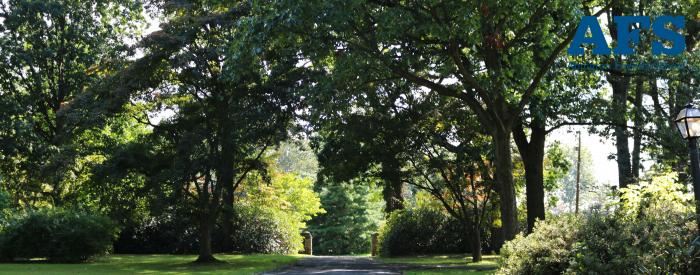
308 180 382 255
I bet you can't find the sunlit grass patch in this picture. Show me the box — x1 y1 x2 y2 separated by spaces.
378 254 499 275
0 254 303 274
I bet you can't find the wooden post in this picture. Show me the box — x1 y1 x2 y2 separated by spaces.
371 233 379 256
302 231 313 255
575 131 581 215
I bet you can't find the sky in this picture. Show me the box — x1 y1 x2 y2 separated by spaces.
549 126 620 186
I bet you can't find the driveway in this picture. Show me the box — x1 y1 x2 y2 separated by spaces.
263 256 399 275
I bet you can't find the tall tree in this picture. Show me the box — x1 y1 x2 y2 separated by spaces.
310 79 419 213
591 0 700 188
308 178 383 255
404 95 496 262
512 64 601 233
0 0 144 206
85 0 311 262
283 0 605 240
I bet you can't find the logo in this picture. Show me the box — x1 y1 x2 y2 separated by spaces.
567 16 685 56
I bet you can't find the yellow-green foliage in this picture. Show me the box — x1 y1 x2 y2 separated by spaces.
237 169 324 253
619 172 693 216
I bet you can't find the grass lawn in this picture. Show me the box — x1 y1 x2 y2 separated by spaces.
378 254 500 275
0 254 302 274
404 270 494 275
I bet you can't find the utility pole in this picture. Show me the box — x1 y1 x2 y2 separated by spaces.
575 131 581 215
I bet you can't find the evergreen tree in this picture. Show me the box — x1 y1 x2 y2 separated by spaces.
308 179 383 255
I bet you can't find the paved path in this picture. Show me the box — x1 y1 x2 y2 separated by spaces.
263 256 399 275
262 256 493 275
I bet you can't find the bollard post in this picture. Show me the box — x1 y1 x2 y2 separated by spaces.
371 233 379 256
302 231 313 255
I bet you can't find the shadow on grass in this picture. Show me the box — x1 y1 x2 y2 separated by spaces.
377 254 500 275
378 253 499 266
0 254 302 274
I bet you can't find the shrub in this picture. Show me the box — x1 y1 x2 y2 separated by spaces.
230 204 302 254
499 215 580 274
0 208 119 262
378 207 469 256
114 204 305 255
113 209 198 254
0 189 10 228
499 211 699 275
498 172 700 274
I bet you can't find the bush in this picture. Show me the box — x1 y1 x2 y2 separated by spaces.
378 207 469 256
498 215 580 274
498 172 700 274
500 211 699 275
114 204 305 255
0 208 119 262
230 205 302 254
113 209 198 254
0 189 10 228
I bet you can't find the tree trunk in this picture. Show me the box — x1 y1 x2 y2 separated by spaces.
218 105 236 252
493 128 518 241
513 123 546 234
631 77 644 179
219 149 235 252
221 189 234 252
470 225 482 263
196 214 217 263
381 159 405 213
607 1 634 189
608 74 633 189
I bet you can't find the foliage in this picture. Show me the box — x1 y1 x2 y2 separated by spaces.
401 95 497 260
498 172 700 274
551 143 604 212
77 116 152 225
273 141 319 181
112 205 198 254
112 166 323 255
543 142 571 196
232 168 324 254
229 205 301 254
378 207 470 257
86 0 313 261
0 189 10 227
0 208 119 262
498 215 581 274
0 0 144 206
0 0 698 266
618 172 693 216
308 179 383 255
280 0 592 240
114 205 306 255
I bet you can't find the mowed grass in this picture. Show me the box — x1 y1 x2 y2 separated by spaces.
0 254 302 274
404 270 494 275
378 254 499 275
